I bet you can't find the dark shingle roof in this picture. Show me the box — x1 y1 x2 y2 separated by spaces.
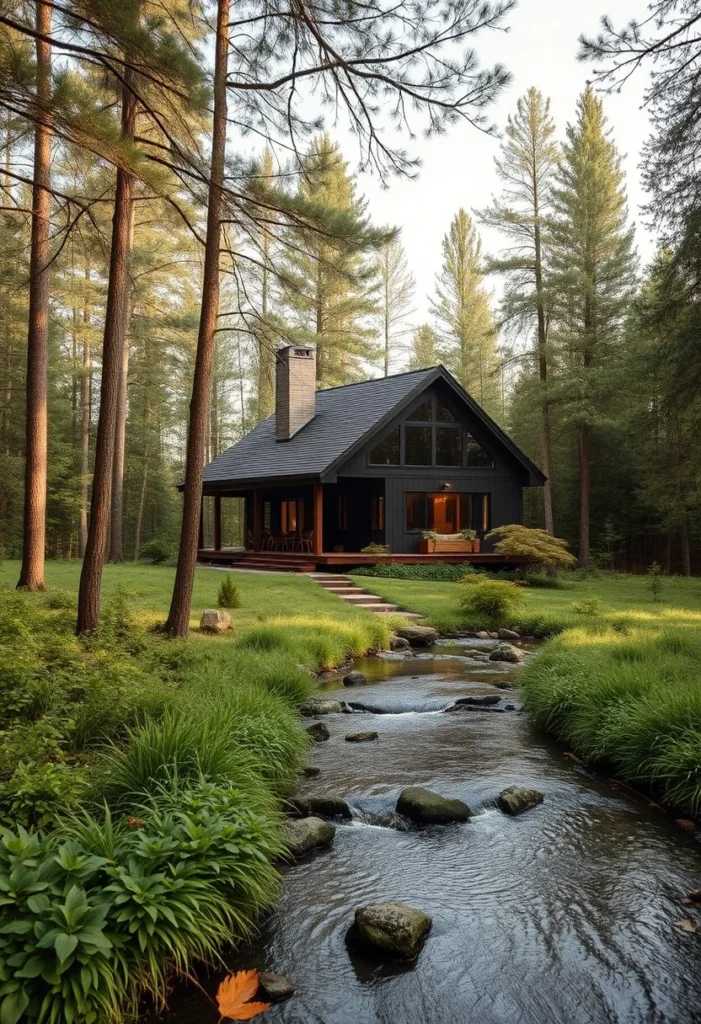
202 368 434 487
201 365 545 488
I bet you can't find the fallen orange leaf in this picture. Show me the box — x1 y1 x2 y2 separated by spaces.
217 970 271 1021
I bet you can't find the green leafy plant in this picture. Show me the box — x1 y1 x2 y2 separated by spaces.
486 524 577 572
461 528 477 540
140 539 171 565
421 530 439 541
459 577 524 626
647 561 664 602
360 543 390 555
571 596 602 617
218 574 241 609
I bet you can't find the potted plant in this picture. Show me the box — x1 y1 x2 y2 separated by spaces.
419 530 439 554
461 528 479 552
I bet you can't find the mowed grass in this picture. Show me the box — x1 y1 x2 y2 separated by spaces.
351 570 701 634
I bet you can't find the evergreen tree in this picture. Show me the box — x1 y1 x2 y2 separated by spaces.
549 86 636 566
408 323 440 370
375 237 415 375
430 209 499 412
282 135 382 387
481 88 559 533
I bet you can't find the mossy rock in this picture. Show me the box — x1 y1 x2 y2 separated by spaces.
350 901 432 960
291 796 351 820
306 722 330 742
284 817 335 859
396 786 471 825
301 699 343 716
496 786 544 816
489 643 525 663
345 731 378 742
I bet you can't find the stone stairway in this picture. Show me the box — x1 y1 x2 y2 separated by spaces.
309 573 424 619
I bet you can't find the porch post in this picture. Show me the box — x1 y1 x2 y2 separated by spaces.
197 496 204 550
313 483 323 556
253 488 263 551
213 493 222 551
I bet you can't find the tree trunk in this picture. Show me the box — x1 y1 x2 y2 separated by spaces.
108 286 133 562
578 423 591 567
133 400 149 560
17 1 51 591
77 76 137 633
78 267 91 557
533 216 554 535
680 518 692 577
165 0 230 637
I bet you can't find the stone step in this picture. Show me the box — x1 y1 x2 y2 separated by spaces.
336 594 383 603
353 603 398 613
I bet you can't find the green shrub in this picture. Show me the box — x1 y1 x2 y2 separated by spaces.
360 543 390 554
350 562 472 583
43 588 75 611
217 573 241 608
140 539 171 564
647 561 664 601
458 577 524 626
0 775 285 1024
571 596 602 616
487 524 577 572
0 760 88 829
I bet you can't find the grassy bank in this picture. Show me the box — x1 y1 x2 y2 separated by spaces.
0 562 395 1024
354 569 701 818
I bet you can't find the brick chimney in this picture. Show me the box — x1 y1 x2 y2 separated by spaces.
275 345 317 441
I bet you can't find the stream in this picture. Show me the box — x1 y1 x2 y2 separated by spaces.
153 639 701 1024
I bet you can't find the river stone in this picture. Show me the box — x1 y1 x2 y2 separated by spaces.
396 625 439 647
345 730 378 743
497 786 544 816
284 817 335 858
454 694 501 708
476 631 491 639
489 643 525 663
396 786 471 825
351 902 432 960
306 722 330 742
199 609 232 634
343 670 367 687
492 679 516 690
301 699 343 716
257 972 295 1002
302 765 321 778
292 796 351 820
498 627 521 640
390 635 411 651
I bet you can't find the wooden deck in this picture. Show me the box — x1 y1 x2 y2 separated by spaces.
197 548 531 573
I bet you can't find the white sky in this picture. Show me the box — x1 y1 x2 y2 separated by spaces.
349 0 653 326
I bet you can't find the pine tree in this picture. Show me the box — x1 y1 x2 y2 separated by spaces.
375 237 415 375
549 87 636 567
283 135 382 387
430 209 499 411
408 324 440 370
481 88 559 533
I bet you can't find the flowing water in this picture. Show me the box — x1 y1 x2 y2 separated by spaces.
153 640 701 1024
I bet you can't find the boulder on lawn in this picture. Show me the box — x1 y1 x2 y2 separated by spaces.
291 796 351 820
390 635 411 652
301 699 343 716
496 786 544 816
343 671 367 687
498 627 521 641
257 972 295 1003
396 625 439 648
350 902 432 960
306 722 330 742
199 609 232 634
489 643 525 664
284 817 335 859
396 786 471 825
345 731 378 743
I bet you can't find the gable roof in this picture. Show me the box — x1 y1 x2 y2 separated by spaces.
201 365 545 489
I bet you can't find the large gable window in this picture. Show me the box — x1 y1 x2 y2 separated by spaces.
405 425 432 466
436 426 462 466
369 427 400 465
465 433 494 467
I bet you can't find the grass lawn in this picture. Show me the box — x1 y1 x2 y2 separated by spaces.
351 570 701 634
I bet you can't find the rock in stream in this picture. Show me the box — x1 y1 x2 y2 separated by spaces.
396 786 471 825
349 901 432 960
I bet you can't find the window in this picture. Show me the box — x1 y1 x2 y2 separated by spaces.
465 433 494 467
408 399 433 422
405 425 432 465
407 492 490 533
428 494 458 533
436 426 462 466
372 495 385 531
369 427 400 465
281 499 304 534
406 492 427 531
338 495 348 530
263 502 272 530
436 401 458 423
